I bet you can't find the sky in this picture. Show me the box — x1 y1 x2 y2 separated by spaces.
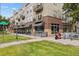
0 3 24 18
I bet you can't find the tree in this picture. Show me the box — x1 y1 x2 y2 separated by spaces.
63 3 79 23
0 15 10 31
0 15 2 20
0 15 6 20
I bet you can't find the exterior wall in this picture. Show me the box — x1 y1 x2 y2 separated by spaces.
10 3 34 26
42 3 63 19
10 3 64 37
31 3 63 36
10 3 63 26
32 22 36 35
43 16 63 36
24 3 34 23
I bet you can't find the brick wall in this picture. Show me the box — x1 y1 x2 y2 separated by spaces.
43 16 63 36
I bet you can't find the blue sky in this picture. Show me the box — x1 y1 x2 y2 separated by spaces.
0 3 24 18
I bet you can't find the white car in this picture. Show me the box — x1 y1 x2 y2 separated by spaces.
63 32 79 39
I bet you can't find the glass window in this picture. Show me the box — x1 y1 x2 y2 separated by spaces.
22 16 25 20
27 11 29 14
35 26 44 32
18 19 20 22
53 3 57 6
51 24 59 33
30 9 32 13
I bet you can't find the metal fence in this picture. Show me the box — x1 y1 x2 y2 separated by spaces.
35 32 48 37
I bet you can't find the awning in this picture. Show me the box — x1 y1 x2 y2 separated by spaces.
34 22 43 26
24 22 32 27
13 22 32 29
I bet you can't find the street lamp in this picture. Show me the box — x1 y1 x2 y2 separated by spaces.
16 23 18 40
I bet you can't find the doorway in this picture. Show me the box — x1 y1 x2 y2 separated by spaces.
51 24 59 34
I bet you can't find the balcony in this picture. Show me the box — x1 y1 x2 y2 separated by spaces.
33 4 43 12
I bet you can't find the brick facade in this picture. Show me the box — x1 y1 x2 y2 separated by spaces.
32 16 63 37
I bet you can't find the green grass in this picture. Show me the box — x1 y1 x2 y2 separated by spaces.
0 34 31 43
0 41 79 56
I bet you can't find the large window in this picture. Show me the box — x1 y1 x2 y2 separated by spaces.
22 16 25 20
35 26 44 32
18 19 20 22
27 11 29 14
51 24 59 34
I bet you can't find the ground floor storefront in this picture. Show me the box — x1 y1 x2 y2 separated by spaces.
9 16 63 37
63 23 72 32
32 16 63 37
9 16 79 37
10 22 32 35
16 27 32 35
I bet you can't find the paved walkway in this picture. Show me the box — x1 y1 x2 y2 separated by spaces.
46 39 79 46
0 33 79 48
0 39 46 48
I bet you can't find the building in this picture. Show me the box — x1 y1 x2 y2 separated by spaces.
62 16 73 32
32 3 63 36
63 10 79 33
9 3 34 34
10 3 64 37
8 16 15 33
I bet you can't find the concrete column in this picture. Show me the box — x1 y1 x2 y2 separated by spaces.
59 24 63 33
32 24 36 36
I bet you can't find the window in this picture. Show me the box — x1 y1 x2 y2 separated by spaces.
18 19 20 22
30 9 32 13
51 24 59 33
22 16 25 20
37 14 42 20
22 25 25 26
35 26 44 32
33 18 36 21
53 3 57 6
27 11 29 14
16 22 18 25
53 11 57 17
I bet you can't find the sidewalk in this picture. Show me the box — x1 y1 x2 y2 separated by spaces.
0 33 79 48
46 38 79 46
0 39 46 48
17 34 79 46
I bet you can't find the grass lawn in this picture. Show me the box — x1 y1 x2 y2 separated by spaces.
0 41 79 56
0 34 31 43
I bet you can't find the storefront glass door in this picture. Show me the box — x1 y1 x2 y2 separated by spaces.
51 24 59 34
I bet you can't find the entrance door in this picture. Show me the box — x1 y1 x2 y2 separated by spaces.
51 24 59 34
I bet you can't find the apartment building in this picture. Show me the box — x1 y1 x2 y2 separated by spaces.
63 10 79 33
32 3 63 36
10 3 63 37
9 3 34 34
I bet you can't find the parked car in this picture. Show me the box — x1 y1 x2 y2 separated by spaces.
63 32 79 39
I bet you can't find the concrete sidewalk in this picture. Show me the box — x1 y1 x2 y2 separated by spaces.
0 39 46 48
0 33 79 48
46 38 79 46
7 33 79 47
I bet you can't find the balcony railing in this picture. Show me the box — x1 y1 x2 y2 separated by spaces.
33 4 43 12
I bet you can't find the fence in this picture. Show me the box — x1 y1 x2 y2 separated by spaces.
35 32 48 37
